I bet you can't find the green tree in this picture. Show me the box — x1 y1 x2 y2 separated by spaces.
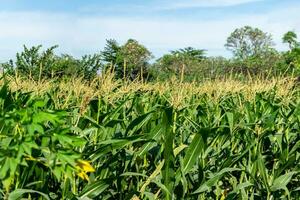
282 32 300 72
2 45 101 81
120 39 152 80
101 39 122 70
171 47 206 62
51 54 101 80
282 31 299 50
2 45 57 80
153 47 206 80
225 26 275 59
101 39 152 80
79 54 102 80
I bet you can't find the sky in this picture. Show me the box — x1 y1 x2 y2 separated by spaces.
0 0 300 61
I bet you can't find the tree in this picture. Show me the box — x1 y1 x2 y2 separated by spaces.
2 45 102 81
282 32 300 72
101 39 152 80
101 39 122 69
171 47 206 62
225 26 275 59
2 45 57 80
153 47 206 80
283 31 299 50
78 54 102 80
52 54 101 80
120 39 152 79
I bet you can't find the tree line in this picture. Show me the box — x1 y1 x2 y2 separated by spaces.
1 26 300 82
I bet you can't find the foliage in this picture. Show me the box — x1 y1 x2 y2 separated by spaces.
284 48 300 71
0 76 300 199
1 27 300 199
101 39 121 65
0 29 298 83
1 45 101 81
2 45 57 80
283 31 299 50
120 39 152 80
0 83 88 199
101 39 122 72
225 26 275 60
152 53 285 82
152 47 206 80
282 31 300 73
229 50 284 76
171 47 206 62
101 39 152 80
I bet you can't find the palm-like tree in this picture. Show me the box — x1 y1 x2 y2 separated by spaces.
171 47 206 62
283 31 298 50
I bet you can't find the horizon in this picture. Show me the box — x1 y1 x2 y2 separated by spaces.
0 0 299 62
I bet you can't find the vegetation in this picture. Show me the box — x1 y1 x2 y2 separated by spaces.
152 47 206 81
225 26 275 60
0 26 300 199
1 26 300 82
2 45 102 81
282 31 300 73
101 39 152 80
0 74 299 199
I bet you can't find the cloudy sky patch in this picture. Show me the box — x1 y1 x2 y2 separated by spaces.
0 0 299 61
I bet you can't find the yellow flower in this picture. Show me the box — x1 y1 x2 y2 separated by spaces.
77 171 89 181
76 160 95 181
76 160 95 173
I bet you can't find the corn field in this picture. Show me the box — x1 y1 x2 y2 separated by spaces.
1 74 300 199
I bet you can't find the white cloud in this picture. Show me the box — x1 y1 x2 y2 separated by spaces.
159 0 263 9
0 4 300 61
81 0 264 12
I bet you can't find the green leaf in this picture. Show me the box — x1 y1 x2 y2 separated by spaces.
257 153 270 192
8 189 50 200
140 160 165 194
0 158 10 179
125 111 154 134
174 144 188 157
182 133 204 174
193 168 241 194
121 172 148 178
79 179 110 199
91 136 144 161
54 133 86 147
270 172 296 192
138 124 164 157
161 108 175 200
235 181 253 191
226 112 234 133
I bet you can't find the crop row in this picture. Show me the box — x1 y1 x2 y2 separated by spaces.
0 80 300 199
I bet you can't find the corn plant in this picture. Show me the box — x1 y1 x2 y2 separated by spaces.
0 78 300 199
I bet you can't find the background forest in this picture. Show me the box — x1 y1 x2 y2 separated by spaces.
1 26 300 82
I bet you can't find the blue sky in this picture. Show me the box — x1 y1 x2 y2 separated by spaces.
0 0 300 61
